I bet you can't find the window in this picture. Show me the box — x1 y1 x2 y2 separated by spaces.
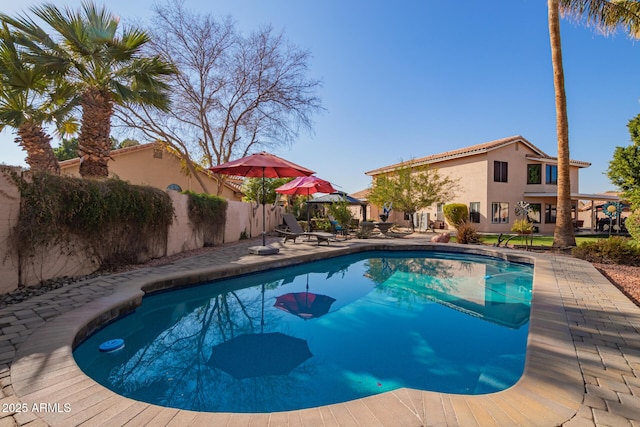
491 202 509 223
436 203 444 221
527 203 541 223
545 204 557 223
546 165 558 185
494 161 508 183
527 164 541 184
469 202 480 223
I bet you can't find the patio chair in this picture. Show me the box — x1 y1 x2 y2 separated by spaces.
277 214 335 245
328 215 347 237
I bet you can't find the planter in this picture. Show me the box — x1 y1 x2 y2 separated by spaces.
374 222 394 234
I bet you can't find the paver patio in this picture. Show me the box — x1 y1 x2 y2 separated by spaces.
1 236 639 426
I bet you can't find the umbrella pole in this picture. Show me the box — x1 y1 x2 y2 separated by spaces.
262 168 266 247
306 189 310 229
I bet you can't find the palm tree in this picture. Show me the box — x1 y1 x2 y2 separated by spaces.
0 23 75 174
1 2 174 178
549 0 640 247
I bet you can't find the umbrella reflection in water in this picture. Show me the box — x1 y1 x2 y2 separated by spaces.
208 284 313 379
274 274 336 320
208 332 312 379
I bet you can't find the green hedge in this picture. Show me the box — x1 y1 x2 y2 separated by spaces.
12 172 174 270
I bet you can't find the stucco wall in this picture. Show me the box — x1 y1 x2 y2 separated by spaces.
0 167 22 295
0 173 283 295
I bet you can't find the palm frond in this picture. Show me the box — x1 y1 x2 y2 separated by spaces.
560 0 640 38
81 1 119 42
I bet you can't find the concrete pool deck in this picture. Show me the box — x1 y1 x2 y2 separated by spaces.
1 236 639 426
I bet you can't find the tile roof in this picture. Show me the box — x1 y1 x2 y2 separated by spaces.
365 135 589 175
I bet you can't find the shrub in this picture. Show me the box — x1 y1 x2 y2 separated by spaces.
356 221 375 239
314 218 331 232
511 219 534 235
443 203 468 226
327 199 353 228
455 220 482 244
625 209 640 242
572 236 640 266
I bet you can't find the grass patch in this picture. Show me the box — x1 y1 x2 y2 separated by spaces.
452 234 608 246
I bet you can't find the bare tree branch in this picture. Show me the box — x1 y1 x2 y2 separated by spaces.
114 0 323 195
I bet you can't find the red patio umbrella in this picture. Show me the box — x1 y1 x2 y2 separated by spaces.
209 152 314 250
275 176 337 226
275 175 336 195
209 152 314 179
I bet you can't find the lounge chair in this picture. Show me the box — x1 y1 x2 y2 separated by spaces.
277 214 334 245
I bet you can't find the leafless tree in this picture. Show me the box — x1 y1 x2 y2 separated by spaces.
114 0 323 194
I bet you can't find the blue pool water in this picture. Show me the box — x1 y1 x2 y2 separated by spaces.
73 251 533 413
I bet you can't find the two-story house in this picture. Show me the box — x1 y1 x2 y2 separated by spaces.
364 135 618 233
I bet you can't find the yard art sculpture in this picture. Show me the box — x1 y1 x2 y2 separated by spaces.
602 201 623 236
379 202 393 222
512 201 533 249
514 201 530 218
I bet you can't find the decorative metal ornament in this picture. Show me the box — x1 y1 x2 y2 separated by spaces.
514 201 530 217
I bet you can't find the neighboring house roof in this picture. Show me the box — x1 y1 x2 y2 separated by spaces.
365 135 591 176
59 142 244 193
349 188 370 201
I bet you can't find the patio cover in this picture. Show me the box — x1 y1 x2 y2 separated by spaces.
524 191 623 232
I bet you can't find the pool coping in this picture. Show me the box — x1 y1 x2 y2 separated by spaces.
7 239 593 425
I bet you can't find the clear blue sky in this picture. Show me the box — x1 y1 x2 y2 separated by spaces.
2 0 640 195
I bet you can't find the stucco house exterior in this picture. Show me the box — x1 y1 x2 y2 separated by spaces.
59 142 244 201
363 135 618 234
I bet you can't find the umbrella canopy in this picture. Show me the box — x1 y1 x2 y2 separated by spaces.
208 332 313 379
209 152 314 178
276 176 337 225
274 292 336 320
209 152 314 249
307 191 366 206
275 175 336 195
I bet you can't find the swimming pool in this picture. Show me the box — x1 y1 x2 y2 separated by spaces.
73 250 533 413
